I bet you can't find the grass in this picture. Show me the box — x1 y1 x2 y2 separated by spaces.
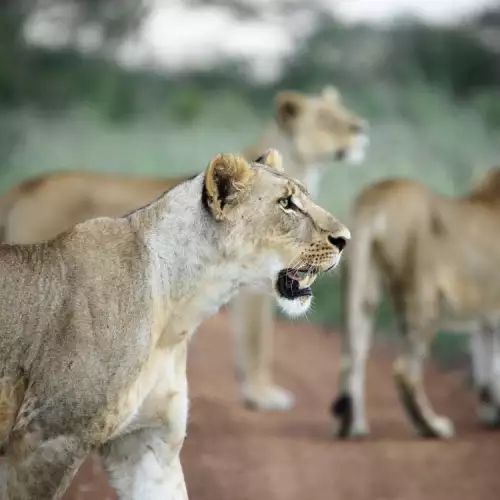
1 86 498 367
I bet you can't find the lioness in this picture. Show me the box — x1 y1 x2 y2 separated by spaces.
0 86 369 412
332 170 500 439
0 149 350 500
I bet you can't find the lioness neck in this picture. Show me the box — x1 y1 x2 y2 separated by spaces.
246 123 324 197
132 176 251 338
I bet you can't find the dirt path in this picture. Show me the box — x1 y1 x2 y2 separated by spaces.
63 312 500 500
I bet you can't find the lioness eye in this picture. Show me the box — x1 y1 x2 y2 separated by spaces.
279 196 293 210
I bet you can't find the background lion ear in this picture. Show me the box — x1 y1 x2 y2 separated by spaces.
203 153 254 220
275 91 305 127
255 149 284 172
322 85 340 103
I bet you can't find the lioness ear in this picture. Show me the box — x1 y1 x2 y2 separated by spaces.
322 85 340 103
276 91 305 126
203 153 254 220
255 148 284 172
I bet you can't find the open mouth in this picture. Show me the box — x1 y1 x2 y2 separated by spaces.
276 268 319 300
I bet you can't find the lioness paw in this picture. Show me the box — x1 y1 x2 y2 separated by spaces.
431 416 455 439
241 383 295 412
331 393 369 439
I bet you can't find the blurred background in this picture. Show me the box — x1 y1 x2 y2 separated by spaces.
3 0 500 366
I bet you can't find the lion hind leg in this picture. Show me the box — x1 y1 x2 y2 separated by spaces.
394 329 454 439
1 432 87 500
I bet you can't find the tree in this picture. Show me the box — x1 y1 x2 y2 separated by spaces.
0 0 149 109
185 0 331 21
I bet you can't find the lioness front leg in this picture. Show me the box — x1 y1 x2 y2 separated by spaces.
101 427 187 500
230 290 294 411
0 433 88 500
394 328 454 439
333 305 374 438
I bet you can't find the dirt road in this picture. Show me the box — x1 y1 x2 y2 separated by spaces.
63 312 500 500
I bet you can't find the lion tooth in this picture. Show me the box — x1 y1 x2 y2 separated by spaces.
299 274 317 288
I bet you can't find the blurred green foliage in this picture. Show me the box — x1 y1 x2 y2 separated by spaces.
2 5 500 125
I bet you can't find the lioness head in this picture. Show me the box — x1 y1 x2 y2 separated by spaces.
202 149 350 316
276 85 369 165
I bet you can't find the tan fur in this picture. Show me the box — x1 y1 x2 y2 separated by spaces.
0 150 350 499
333 170 500 439
0 86 368 412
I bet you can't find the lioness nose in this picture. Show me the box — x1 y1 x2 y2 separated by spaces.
328 229 350 252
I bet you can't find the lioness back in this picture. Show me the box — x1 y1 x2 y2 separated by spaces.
0 172 188 244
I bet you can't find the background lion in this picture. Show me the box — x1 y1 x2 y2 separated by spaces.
332 169 500 439
0 85 369 412
0 149 350 499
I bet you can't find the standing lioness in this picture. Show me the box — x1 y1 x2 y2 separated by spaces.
333 170 500 439
0 86 368 412
0 149 349 500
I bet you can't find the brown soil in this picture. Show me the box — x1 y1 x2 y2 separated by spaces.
63 312 500 500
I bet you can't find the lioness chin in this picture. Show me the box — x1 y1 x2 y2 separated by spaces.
0 149 349 500
0 85 368 412
332 169 500 440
